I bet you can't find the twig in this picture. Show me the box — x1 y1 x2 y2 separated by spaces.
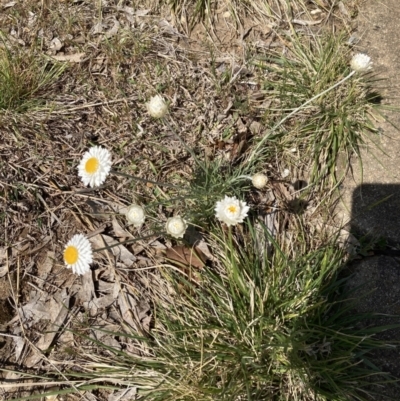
51 96 136 114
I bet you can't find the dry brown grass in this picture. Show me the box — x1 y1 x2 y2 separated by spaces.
0 1 370 400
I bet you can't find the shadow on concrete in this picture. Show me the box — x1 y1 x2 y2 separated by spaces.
347 184 400 399
351 184 400 246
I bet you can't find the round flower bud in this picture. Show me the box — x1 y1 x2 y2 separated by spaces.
126 204 145 228
166 216 187 239
146 95 168 118
350 53 372 73
252 173 268 189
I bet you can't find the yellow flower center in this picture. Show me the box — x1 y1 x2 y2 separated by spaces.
228 205 238 214
85 157 99 174
172 222 181 231
64 245 79 265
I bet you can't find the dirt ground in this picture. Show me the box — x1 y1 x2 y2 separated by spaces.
340 0 400 398
1 0 400 399
0 1 301 399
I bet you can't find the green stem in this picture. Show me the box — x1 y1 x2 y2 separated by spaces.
145 194 196 208
163 117 208 175
112 170 181 190
92 232 165 253
163 118 198 161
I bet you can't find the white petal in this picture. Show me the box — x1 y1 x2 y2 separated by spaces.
77 146 112 188
63 234 93 275
215 196 249 226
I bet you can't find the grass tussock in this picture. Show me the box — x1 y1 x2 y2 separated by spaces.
27 224 395 401
251 32 383 185
147 226 390 401
0 36 66 112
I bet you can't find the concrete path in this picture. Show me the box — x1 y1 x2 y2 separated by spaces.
341 1 400 397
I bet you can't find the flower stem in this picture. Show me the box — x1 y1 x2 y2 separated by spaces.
112 170 182 190
163 118 198 162
93 232 164 253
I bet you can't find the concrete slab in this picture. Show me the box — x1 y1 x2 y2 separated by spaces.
341 1 400 397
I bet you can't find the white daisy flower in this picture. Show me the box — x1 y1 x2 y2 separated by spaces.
78 146 112 188
252 173 268 189
350 53 372 73
215 196 249 226
63 234 93 275
146 95 168 118
126 204 145 228
166 216 187 239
